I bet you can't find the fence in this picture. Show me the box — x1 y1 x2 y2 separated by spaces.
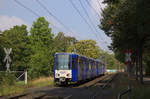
0 70 27 84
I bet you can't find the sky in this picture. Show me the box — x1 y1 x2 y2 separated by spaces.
0 0 112 52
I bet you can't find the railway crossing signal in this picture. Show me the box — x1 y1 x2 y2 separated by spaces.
123 49 133 99
3 48 12 71
123 49 133 64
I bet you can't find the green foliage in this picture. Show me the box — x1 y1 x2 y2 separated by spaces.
100 0 138 55
54 32 77 52
28 17 54 78
100 0 150 75
99 50 123 69
0 45 5 70
143 53 150 75
0 25 29 71
67 40 100 59
0 17 78 79
30 17 53 48
0 16 122 86
0 76 54 96
0 72 16 86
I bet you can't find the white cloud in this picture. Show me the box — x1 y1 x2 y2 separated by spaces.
91 0 107 12
0 16 29 31
90 0 107 17
89 0 112 52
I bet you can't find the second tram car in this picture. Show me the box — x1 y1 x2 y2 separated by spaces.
54 53 105 85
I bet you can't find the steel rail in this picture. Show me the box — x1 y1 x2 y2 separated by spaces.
90 73 118 99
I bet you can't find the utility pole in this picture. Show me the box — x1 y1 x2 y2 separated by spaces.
124 49 133 99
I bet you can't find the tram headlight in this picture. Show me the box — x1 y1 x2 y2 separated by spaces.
66 73 69 77
56 73 60 77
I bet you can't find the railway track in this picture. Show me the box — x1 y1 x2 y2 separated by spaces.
2 73 117 99
3 92 46 99
75 74 112 88
90 73 118 99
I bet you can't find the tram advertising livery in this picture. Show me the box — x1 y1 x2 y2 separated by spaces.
54 53 105 85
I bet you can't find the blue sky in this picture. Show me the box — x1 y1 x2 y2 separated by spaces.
0 0 111 52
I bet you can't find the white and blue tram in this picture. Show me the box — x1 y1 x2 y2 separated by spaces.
54 53 105 85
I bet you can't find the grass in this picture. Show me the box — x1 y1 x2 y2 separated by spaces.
29 76 54 87
0 76 54 96
130 78 150 99
131 86 150 99
0 84 27 96
113 73 150 99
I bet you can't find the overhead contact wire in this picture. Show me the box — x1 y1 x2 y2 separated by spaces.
79 0 105 43
69 0 101 43
36 0 82 39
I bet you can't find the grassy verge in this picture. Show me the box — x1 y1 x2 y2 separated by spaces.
113 73 150 99
28 76 54 87
131 79 150 99
0 76 54 96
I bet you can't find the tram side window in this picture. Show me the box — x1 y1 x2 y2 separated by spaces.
96 62 98 70
79 59 84 72
85 60 88 72
99 63 101 71
97 63 98 71
86 60 89 71
92 62 94 71
72 57 77 70
94 62 95 71
89 61 91 71
72 58 75 70
82 60 84 72
94 62 96 71
79 58 81 69
91 62 93 71
91 62 92 71
93 61 96 71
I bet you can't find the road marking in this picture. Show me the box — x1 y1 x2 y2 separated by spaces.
64 95 72 99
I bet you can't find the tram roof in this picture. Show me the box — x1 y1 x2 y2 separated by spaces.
55 52 103 63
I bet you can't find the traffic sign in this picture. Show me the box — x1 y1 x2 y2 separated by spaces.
3 48 12 71
124 49 133 64
4 48 12 62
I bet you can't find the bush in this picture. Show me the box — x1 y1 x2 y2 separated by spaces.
0 72 16 86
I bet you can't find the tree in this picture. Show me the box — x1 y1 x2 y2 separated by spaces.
54 32 77 52
67 40 100 59
29 17 54 78
99 0 150 83
0 33 5 70
0 25 29 71
99 50 120 69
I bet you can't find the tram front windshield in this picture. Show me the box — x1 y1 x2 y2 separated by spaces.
56 54 70 70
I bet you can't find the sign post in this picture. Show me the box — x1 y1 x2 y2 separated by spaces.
3 48 12 71
123 49 133 99
123 49 133 64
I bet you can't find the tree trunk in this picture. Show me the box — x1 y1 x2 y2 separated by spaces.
139 46 143 84
135 54 138 81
